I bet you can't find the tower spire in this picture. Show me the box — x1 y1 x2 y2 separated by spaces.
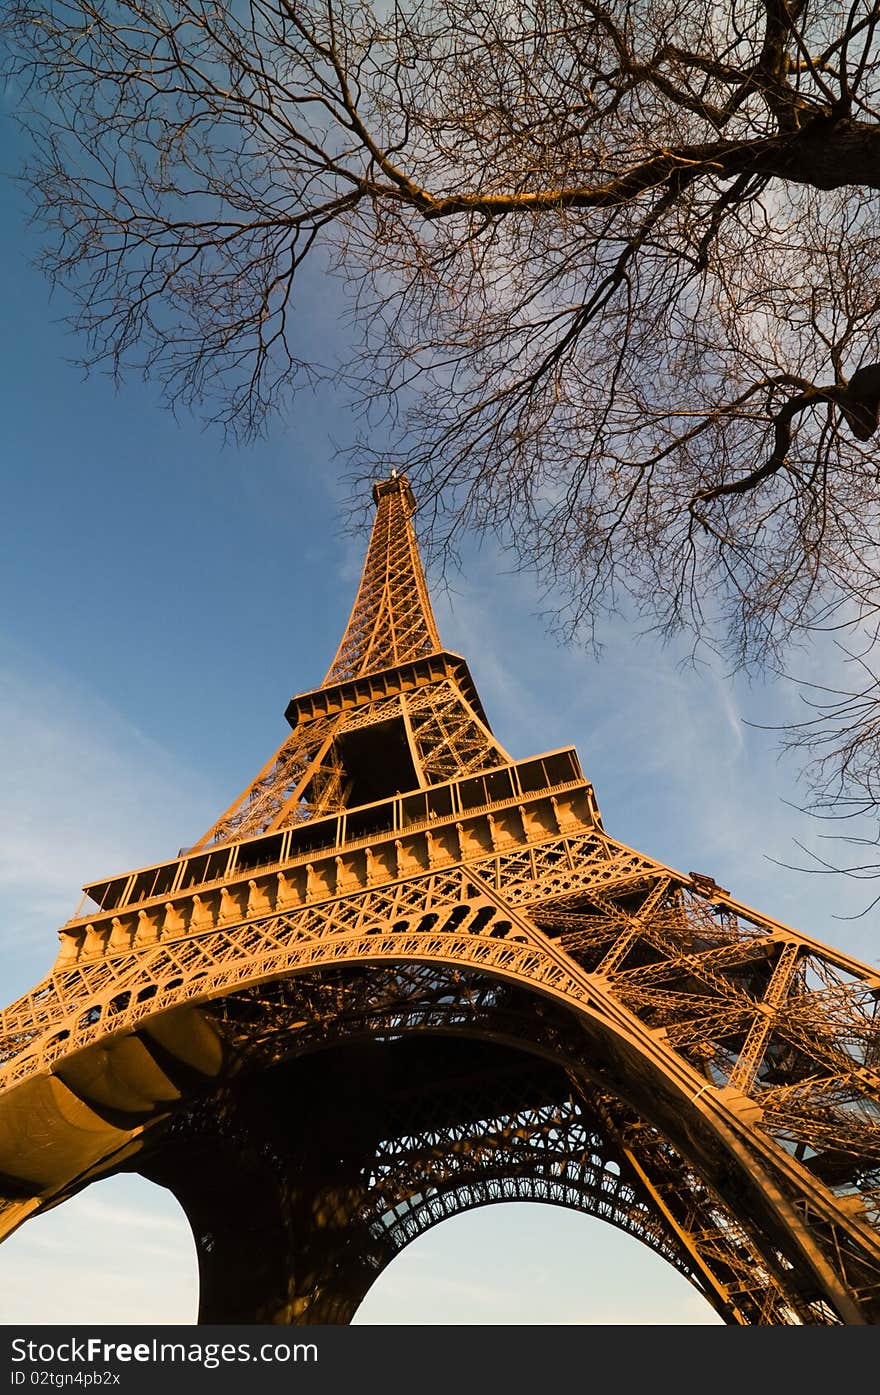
186 473 508 847
323 474 441 684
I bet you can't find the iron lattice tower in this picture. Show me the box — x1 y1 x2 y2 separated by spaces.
3 474 880 1325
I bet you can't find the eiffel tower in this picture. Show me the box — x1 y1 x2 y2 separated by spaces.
2 472 880 1326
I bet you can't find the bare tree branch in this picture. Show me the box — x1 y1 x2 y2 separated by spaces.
5 0 880 856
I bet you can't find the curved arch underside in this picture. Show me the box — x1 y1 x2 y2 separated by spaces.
140 1033 706 1326
1 955 874 1327
4 840 880 1326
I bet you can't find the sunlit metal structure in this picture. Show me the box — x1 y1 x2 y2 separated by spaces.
2 473 880 1324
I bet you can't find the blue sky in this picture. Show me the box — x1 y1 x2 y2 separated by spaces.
1 107 878 1327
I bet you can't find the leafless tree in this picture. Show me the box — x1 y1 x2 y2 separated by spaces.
5 0 880 823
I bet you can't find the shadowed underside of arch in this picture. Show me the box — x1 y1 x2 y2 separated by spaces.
2 940 879 1327
137 1031 719 1326
3 474 880 1326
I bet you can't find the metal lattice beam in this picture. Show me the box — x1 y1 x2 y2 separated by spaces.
3 473 880 1326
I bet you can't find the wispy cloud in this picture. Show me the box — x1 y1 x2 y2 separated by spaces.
0 644 222 996
354 1204 722 1326
0 1175 197 1324
433 543 880 962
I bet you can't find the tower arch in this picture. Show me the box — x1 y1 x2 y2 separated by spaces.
2 475 880 1325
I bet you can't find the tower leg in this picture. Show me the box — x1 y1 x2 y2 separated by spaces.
144 1137 392 1324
